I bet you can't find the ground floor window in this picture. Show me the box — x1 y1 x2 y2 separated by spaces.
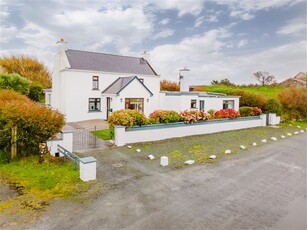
223 100 234 109
89 98 101 111
191 99 197 109
125 98 143 112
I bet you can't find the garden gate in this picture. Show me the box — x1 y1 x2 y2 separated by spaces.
72 126 108 151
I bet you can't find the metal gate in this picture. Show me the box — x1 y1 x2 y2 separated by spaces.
73 127 108 151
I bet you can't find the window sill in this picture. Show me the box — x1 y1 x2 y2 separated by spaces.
92 89 100 91
88 110 102 113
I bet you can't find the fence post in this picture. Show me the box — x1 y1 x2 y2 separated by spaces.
11 125 17 160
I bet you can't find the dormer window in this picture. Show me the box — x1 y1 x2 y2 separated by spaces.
92 76 99 90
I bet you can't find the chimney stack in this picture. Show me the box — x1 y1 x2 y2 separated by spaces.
179 67 190 92
56 38 67 53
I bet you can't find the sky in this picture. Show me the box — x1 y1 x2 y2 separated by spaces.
0 0 306 85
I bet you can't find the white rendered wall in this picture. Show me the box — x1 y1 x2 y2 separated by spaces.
54 69 159 122
159 93 240 113
115 115 267 146
47 131 73 156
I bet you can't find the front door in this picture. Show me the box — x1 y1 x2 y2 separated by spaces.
106 97 111 119
199 100 205 111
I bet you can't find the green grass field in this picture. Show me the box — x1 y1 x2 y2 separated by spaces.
92 129 112 140
201 85 285 99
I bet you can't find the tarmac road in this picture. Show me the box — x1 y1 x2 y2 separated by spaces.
30 133 306 230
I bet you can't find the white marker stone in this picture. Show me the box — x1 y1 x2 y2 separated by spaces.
210 155 216 159
148 155 155 160
261 139 267 143
240 145 246 150
294 131 299 135
300 130 304 133
225 149 231 154
252 142 257 146
271 137 277 141
127 145 132 149
281 135 286 138
136 149 141 152
184 160 195 165
287 133 292 136
297 125 301 128
160 156 168 166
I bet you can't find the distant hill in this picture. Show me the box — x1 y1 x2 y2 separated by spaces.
279 72 307 88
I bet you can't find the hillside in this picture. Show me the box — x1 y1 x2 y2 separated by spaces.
192 85 285 99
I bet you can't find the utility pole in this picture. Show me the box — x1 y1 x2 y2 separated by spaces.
11 125 17 159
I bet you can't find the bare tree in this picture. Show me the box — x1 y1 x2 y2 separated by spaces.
253 71 276 86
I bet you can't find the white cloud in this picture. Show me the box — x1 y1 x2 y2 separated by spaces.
160 18 170 25
0 26 17 43
152 29 174 40
214 0 305 20
153 0 204 16
237 39 248 48
150 29 305 84
194 16 205 28
277 18 305 36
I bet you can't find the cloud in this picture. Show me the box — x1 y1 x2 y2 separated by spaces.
150 29 305 84
277 17 305 36
237 39 248 48
153 0 204 16
194 16 205 28
214 0 305 20
152 29 174 40
160 18 170 25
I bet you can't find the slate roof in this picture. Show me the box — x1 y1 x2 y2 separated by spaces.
65 49 158 76
102 76 153 96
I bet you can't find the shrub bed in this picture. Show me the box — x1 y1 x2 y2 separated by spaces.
214 109 240 119
239 107 262 117
149 110 182 124
180 110 207 123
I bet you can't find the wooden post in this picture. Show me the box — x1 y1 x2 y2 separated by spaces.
11 125 17 160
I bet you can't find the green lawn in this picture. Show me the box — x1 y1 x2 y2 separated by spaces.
92 129 112 140
203 85 285 99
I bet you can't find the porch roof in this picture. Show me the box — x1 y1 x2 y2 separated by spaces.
101 76 153 96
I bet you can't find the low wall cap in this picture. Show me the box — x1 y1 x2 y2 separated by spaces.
80 156 97 164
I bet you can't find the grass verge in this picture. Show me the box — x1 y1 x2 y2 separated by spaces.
0 155 91 226
118 126 305 169
92 129 112 140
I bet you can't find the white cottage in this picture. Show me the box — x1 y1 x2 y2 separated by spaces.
46 48 239 122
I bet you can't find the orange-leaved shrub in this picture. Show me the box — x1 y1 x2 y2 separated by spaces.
0 89 65 161
160 80 180 91
239 107 262 117
232 90 267 109
278 88 307 120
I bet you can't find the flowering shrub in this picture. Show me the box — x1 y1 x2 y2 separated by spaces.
207 109 216 119
239 106 262 117
214 109 240 119
149 110 182 124
180 110 207 123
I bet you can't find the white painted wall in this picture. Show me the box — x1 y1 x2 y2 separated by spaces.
47 131 73 156
51 67 159 122
114 115 267 146
159 93 240 113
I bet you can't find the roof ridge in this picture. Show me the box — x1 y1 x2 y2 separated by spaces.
66 49 141 60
